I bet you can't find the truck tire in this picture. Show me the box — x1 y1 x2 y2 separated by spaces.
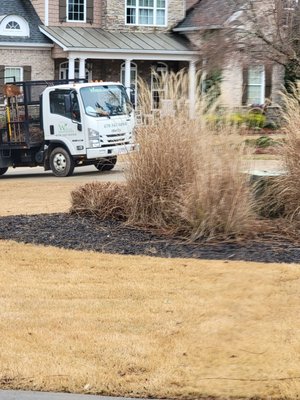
0 167 8 176
94 156 117 171
50 147 75 177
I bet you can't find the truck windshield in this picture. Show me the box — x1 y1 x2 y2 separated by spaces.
80 85 132 117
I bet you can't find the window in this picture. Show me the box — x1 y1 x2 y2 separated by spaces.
67 0 86 22
80 85 131 117
0 15 29 36
70 91 81 121
283 0 298 10
126 0 166 26
4 67 23 84
6 21 21 30
151 62 168 109
59 61 91 81
50 90 72 118
282 0 298 26
247 66 265 105
120 62 137 106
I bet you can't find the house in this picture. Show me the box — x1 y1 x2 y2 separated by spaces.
1 0 288 114
174 0 286 109
0 0 199 111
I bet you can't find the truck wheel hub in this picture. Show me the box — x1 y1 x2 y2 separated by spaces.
53 153 66 171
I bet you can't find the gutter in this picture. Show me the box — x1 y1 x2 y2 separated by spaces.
0 42 53 48
173 24 223 32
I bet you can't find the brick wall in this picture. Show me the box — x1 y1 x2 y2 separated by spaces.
186 31 285 107
220 60 243 107
31 0 45 22
0 48 54 81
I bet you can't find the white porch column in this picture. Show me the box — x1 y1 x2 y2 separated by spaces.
189 60 196 119
124 58 132 97
68 56 76 80
79 57 86 80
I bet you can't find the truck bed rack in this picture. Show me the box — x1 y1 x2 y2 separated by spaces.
0 79 87 148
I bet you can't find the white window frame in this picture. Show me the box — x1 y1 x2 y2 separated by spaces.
67 0 86 22
283 0 298 9
59 60 92 81
4 67 23 84
120 62 138 106
125 0 167 27
0 15 29 37
282 0 298 26
247 65 265 106
151 62 168 110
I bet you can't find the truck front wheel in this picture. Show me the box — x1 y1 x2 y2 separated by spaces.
50 147 75 177
94 156 117 171
0 167 8 176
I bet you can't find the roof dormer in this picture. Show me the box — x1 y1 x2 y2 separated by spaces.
0 15 30 37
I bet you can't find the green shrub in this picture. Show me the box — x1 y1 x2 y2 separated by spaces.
226 113 245 126
263 120 278 130
245 112 266 128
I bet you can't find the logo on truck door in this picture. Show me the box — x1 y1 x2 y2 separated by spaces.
57 123 76 135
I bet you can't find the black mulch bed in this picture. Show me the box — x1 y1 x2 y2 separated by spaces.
0 213 299 263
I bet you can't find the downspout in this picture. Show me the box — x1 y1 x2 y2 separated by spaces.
45 0 49 26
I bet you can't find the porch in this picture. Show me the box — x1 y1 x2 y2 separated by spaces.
39 26 199 117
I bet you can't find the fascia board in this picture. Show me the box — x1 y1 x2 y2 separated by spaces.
69 50 198 61
0 42 53 48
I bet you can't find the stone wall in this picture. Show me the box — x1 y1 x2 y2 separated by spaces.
54 58 184 82
47 0 102 27
101 0 185 31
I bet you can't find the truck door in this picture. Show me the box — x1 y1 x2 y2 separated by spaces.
45 89 83 154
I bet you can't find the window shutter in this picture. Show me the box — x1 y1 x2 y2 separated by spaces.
59 0 67 22
24 66 31 81
0 65 4 98
87 0 94 23
242 67 248 106
265 65 272 101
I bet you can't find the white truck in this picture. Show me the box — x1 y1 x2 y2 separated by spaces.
0 79 136 177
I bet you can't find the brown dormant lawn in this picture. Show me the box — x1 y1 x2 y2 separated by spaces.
0 175 299 399
0 240 300 399
0 181 78 215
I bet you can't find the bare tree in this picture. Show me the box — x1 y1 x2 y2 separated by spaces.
233 0 300 84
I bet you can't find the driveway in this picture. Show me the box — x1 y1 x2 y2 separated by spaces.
0 391 142 400
1 163 126 183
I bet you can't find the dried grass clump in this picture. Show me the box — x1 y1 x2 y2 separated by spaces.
259 87 300 222
125 116 197 232
178 135 255 240
126 81 255 238
70 182 128 220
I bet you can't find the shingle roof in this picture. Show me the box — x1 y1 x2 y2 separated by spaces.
0 0 51 44
175 0 244 31
186 0 199 11
40 26 196 55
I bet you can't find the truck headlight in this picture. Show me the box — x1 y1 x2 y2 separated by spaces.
88 128 100 148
